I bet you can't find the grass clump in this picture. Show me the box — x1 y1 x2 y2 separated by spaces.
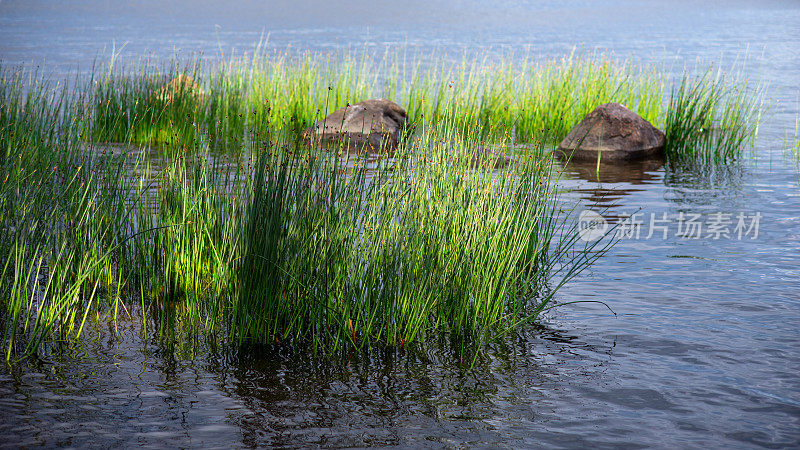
664 69 763 164
0 72 136 358
230 129 594 350
88 61 205 150
787 111 800 167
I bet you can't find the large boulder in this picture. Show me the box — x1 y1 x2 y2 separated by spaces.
302 99 407 151
558 103 664 163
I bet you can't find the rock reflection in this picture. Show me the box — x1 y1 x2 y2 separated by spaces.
562 158 664 185
559 158 664 223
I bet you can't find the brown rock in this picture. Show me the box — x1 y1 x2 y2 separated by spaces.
558 102 664 163
154 74 204 104
302 99 407 151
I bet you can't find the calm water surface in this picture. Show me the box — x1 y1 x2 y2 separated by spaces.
1 1 799 448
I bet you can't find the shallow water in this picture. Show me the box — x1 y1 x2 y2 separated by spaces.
1 1 800 448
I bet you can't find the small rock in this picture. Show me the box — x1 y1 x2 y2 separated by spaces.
154 74 204 104
558 102 664 163
302 99 407 151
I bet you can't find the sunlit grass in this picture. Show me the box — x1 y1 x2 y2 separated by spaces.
788 112 800 167
664 70 763 165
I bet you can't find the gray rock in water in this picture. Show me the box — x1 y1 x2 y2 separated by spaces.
302 99 407 151
558 102 665 163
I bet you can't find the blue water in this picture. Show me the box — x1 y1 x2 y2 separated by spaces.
1 1 799 447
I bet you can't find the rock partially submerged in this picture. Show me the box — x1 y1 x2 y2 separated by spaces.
302 99 407 151
154 74 205 104
558 102 664 163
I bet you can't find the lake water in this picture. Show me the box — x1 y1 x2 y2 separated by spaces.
1 1 799 447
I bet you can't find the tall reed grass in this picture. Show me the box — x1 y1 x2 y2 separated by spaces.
788 112 800 166
663 70 763 164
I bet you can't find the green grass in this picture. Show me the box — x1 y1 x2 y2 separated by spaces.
87 61 205 150
664 69 763 165
0 50 764 361
788 111 800 167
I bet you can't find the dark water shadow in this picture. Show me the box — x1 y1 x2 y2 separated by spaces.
212 322 612 447
561 157 665 185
